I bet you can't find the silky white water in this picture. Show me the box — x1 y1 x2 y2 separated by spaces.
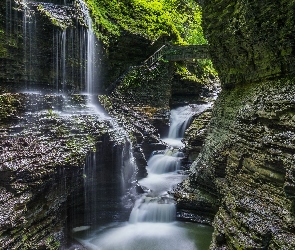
73 104 213 249
163 103 212 147
76 0 98 95
74 222 213 250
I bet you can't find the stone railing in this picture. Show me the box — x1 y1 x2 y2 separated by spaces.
164 44 209 61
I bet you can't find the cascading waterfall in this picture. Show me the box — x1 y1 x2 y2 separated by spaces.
164 103 212 147
73 104 213 250
129 196 176 223
76 0 98 95
168 104 212 139
14 0 99 94
147 149 182 174
131 104 212 224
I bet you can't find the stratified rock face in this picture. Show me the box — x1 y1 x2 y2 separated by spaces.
206 79 295 249
0 93 138 249
203 0 295 87
175 0 295 249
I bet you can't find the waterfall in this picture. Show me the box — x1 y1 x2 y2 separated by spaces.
147 150 182 174
83 153 98 226
78 132 137 228
129 196 176 223
168 104 211 139
22 0 36 88
61 30 67 92
9 0 99 94
72 104 213 249
76 0 98 95
128 104 214 224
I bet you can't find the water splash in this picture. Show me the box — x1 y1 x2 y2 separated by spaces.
129 196 176 223
168 103 211 139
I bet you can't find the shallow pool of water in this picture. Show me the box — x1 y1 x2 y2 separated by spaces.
73 221 213 250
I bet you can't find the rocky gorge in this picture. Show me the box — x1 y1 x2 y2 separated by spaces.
175 0 295 249
0 0 295 249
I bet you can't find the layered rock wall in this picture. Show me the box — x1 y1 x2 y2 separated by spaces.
203 0 295 87
0 93 140 248
176 0 295 249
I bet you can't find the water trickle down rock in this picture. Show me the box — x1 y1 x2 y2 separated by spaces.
0 0 100 93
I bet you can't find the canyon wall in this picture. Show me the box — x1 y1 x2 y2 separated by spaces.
0 93 143 248
176 0 295 249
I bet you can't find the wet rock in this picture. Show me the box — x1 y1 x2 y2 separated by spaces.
183 109 213 161
176 79 295 249
0 93 113 249
173 1 295 248
215 233 226 246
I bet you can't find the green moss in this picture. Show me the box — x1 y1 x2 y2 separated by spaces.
98 95 113 110
174 59 217 86
0 94 21 122
203 0 295 86
45 236 60 250
85 0 206 45
37 5 69 30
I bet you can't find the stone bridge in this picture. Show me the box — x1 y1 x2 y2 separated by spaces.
143 44 210 66
106 44 210 93
164 44 209 61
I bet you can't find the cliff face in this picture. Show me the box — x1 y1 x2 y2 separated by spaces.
0 93 140 248
0 0 91 92
203 0 295 87
175 0 295 249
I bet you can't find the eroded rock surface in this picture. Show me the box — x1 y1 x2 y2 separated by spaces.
0 93 138 249
176 0 295 248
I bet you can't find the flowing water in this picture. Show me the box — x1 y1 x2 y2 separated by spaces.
12 0 99 94
73 104 213 249
163 103 212 147
5 1 213 248
76 0 98 95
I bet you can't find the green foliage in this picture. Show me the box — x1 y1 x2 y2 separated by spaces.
85 0 206 45
197 59 218 77
46 109 58 118
119 64 165 91
175 58 218 85
175 62 201 83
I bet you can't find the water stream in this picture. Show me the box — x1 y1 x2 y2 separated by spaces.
14 0 99 94
5 1 214 248
163 103 212 147
73 104 213 250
